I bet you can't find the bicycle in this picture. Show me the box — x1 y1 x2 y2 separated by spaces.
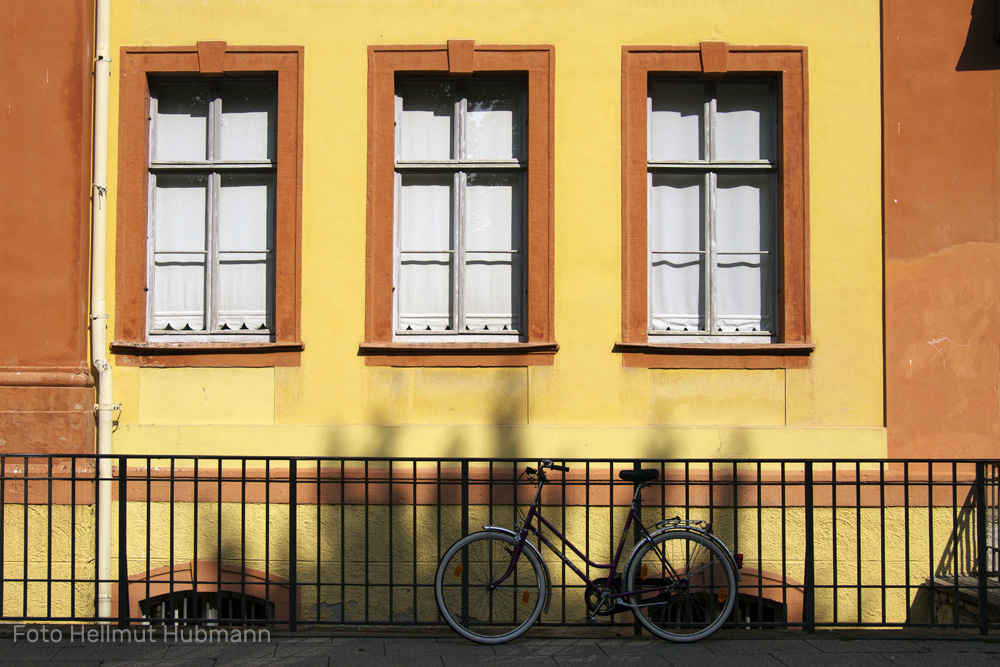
434 459 741 644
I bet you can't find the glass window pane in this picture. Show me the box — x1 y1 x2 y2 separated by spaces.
152 81 210 162
398 174 453 332
152 254 206 332
648 81 704 161
466 80 522 161
716 174 773 333
218 253 271 331
398 80 454 161
220 80 276 162
717 255 772 333
398 253 452 332
716 174 771 253
465 254 519 331
219 174 275 252
716 82 773 161
153 174 208 252
465 172 521 331
648 174 703 253
650 255 704 332
399 174 453 251
466 172 521 251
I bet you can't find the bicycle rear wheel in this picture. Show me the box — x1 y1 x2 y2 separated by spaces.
624 530 736 642
435 531 545 644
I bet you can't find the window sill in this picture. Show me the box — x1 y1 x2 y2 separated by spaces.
110 341 304 368
358 341 558 367
614 341 814 369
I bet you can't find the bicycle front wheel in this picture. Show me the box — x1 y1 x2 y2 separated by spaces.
435 531 546 644
625 530 737 642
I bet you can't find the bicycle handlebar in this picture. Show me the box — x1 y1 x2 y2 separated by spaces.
526 460 569 477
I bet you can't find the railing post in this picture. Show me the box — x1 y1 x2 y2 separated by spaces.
803 461 815 634
461 460 470 623
976 462 989 635
117 456 129 627
289 458 297 632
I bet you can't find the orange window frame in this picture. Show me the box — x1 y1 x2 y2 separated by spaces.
620 43 813 369
361 42 556 367
113 43 304 368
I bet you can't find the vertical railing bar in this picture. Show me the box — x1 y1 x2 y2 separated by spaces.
780 461 788 629
388 459 394 625
144 457 152 622
264 459 271 623
316 458 322 624
46 455 53 620
903 462 912 625
22 455 29 618
193 457 199 622
804 460 814 634
880 461 887 625
584 461 591 602
730 459 739 628
340 459 346 624
168 458 176 626
216 457 223 623
434 460 441 623
756 460 764 628
412 459 418 625
289 458 297 632
977 461 989 635
364 459 370 623
561 459 568 626
951 461 960 627
831 461 838 625
856 461 862 624
460 460 469 628
69 455 77 620
241 457 247 626
685 460 691 524
926 461 940 626
118 455 128 626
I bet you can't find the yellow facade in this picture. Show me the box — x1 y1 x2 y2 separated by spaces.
107 0 884 459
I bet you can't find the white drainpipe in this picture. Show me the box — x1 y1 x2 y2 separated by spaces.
91 0 114 621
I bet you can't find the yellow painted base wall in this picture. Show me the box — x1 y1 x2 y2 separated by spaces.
3 502 969 626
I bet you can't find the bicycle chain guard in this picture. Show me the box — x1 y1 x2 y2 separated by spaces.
584 576 628 617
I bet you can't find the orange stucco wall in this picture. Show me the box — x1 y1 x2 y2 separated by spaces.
884 0 1000 458
0 0 95 453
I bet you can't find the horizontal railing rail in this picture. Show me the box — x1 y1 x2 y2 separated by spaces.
0 455 997 634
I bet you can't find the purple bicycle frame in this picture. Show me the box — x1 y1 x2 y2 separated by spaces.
491 483 682 604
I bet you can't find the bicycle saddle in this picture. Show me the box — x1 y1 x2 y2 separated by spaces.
618 469 659 484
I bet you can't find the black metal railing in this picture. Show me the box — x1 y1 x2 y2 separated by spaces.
1 455 998 633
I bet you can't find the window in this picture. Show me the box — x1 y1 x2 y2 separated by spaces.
395 78 525 340
620 43 812 369
362 42 556 367
114 43 303 367
147 78 276 340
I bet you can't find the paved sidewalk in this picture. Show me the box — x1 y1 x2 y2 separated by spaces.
0 628 999 666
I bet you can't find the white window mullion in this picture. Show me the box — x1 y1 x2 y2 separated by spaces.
454 85 467 333
706 171 718 334
454 171 466 332
705 83 717 334
207 171 221 333
207 92 222 333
